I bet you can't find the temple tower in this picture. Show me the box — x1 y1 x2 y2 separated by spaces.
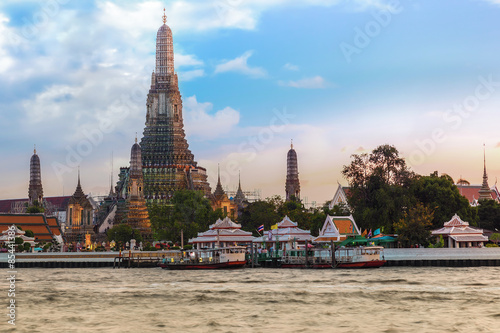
123 138 151 240
234 171 246 205
67 170 94 243
285 140 300 201
28 146 44 205
478 145 493 201
140 9 211 203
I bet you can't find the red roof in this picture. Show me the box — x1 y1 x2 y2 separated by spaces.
0 196 71 213
456 185 499 203
0 214 63 242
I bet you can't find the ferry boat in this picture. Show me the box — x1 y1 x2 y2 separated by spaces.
159 247 247 270
277 246 385 269
335 246 386 268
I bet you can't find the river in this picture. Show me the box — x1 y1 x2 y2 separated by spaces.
4 267 500 332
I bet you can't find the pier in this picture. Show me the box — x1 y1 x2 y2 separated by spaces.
1 248 500 268
383 248 500 267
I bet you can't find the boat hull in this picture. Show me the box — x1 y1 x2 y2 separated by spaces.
336 260 386 269
159 260 247 270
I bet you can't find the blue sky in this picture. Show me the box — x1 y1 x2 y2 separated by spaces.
1 0 500 205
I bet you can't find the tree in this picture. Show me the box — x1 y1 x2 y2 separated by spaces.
490 233 500 245
342 144 416 232
477 199 500 231
239 200 280 235
394 202 434 247
24 230 35 238
148 190 219 244
26 200 45 214
107 224 142 244
410 172 477 229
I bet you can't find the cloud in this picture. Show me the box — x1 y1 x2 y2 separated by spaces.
279 76 327 89
214 50 266 78
183 95 240 139
178 69 205 81
175 53 204 67
283 63 299 71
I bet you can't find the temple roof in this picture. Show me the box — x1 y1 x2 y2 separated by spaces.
432 213 484 236
209 216 241 230
278 215 298 228
0 214 62 242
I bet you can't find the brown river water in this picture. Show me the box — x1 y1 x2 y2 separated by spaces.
3 267 500 332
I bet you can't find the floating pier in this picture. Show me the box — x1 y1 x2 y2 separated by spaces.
383 248 500 267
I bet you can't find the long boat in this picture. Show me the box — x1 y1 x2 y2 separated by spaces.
159 247 246 270
335 246 386 268
275 246 385 269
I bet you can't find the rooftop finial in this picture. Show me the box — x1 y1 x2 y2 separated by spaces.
162 7 167 24
34 144 36 154
135 132 138 143
217 163 221 184
291 139 293 149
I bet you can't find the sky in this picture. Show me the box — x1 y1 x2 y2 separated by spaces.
1 0 500 206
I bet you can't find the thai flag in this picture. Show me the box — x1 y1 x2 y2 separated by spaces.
367 229 372 238
257 224 264 232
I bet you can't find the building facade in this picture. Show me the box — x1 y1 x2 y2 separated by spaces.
139 10 211 203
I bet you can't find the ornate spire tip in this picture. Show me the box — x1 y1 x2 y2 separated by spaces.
162 8 167 24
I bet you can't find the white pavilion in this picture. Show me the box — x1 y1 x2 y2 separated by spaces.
431 214 488 248
252 215 313 251
188 217 254 249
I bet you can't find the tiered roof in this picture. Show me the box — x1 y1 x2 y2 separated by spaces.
314 215 360 242
432 214 488 243
189 217 253 244
253 215 313 243
0 214 62 242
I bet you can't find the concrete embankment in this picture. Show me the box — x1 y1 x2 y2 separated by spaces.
383 248 500 267
0 251 171 268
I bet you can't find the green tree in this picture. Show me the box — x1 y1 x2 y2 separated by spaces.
239 200 280 235
394 202 434 247
26 200 45 214
23 242 31 252
477 199 500 230
490 233 500 245
148 190 219 244
410 172 477 229
107 224 142 244
24 230 35 238
342 144 416 232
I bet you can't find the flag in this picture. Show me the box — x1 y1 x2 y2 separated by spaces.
361 229 367 237
257 224 264 233
271 224 278 230
373 228 381 236
367 229 372 238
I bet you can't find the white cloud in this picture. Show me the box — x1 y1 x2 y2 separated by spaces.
279 76 327 89
183 95 240 139
283 63 299 71
175 53 204 67
214 51 266 78
178 69 205 81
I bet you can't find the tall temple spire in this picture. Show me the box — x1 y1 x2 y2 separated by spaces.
214 163 225 201
28 146 43 205
285 141 300 201
234 170 246 204
140 10 211 203
73 168 86 198
479 144 492 201
123 138 151 239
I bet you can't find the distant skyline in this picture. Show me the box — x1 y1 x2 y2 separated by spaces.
1 0 500 205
